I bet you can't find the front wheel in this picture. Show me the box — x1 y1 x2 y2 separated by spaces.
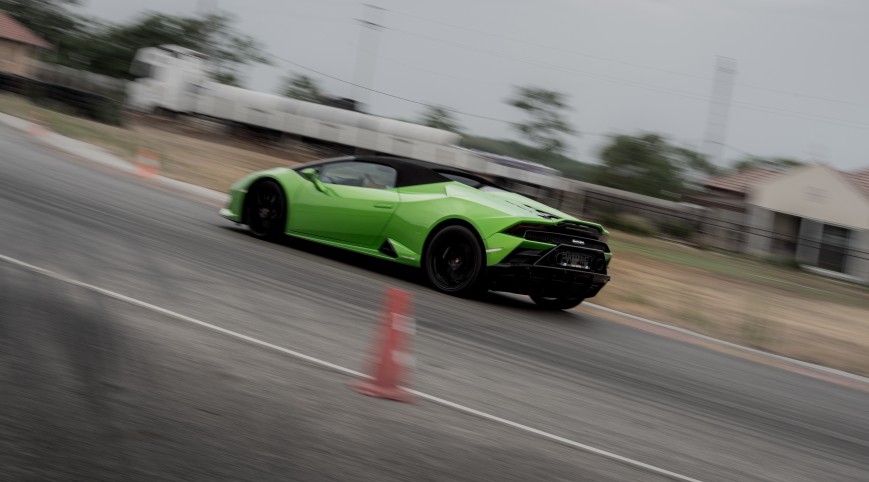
424 225 485 296
530 295 585 310
245 180 286 240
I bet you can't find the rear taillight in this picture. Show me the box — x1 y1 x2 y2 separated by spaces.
504 223 550 237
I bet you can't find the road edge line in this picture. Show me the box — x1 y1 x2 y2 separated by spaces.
0 113 228 204
584 302 869 386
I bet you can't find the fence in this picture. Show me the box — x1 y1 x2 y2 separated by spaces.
0 62 127 124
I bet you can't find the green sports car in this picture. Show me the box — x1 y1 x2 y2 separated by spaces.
220 156 611 309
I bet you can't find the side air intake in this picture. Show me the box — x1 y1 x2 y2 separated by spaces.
378 239 398 258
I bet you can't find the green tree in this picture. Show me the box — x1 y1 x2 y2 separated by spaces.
211 71 243 87
418 105 462 133
187 13 271 84
596 133 686 199
733 156 803 172
0 0 83 47
668 146 721 190
506 86 575 154
671 146 720 177
0 0 95 66
459 135 597 181
281 74 323 103
16 10 271 80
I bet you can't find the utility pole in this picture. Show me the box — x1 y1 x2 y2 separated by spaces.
351 4 385 112
702 56 737 168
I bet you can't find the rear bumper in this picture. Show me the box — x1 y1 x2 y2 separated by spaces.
487 264 610 299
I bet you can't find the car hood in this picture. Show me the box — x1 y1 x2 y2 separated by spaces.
445 183 605 232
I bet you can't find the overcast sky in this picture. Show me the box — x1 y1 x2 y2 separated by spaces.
80 0 868 170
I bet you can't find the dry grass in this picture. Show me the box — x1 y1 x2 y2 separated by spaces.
588 233 869 375
0 94 327 192
4 93 869 375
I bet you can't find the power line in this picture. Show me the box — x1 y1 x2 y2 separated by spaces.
389 9 712 80
265 51 513 124
266 50 826 159
387 9 869 110
259 12 869 137
260 51 854 160
385 27 869 131
379 55 505 87
267 50 609 139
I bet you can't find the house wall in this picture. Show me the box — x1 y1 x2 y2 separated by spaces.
742 164 869 281
0 39 36 77
796 219 822 265
745 205 773 255
845 229 869 281
769 212 800 257
748 165 869 230
701 206 745 251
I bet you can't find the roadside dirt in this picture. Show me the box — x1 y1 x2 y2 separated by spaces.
0 94 339 192
124 116 343 192
590 246 869 375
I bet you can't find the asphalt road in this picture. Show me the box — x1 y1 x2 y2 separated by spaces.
1 124 868 481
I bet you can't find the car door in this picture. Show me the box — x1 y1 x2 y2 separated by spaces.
290 161 399 247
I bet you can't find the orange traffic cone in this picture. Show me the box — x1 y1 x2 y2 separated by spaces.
354 288 415 402
26 111 49 137
26 122 48 138
135 148 161 179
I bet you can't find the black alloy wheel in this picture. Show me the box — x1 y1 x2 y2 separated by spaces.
245 180 286 240
530 294 585 310
425 225 485 296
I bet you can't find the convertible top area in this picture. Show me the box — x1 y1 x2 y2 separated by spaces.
292 156 506 190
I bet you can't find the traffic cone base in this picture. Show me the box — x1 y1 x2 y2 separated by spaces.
26 123 48 137
353 380 413 403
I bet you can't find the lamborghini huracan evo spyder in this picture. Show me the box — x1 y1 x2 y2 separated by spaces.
219 156 612 309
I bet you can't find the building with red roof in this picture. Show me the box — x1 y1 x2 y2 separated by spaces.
0 11 51 78
689 164 869 282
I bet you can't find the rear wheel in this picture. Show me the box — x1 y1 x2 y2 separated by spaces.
424 225 485 296
245 180 286 240
530 295 584 310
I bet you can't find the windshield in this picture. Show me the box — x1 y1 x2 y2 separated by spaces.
130 60 153 79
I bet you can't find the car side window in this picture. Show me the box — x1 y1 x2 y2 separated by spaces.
319 162 397 189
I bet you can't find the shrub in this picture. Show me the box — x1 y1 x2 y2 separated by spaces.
598 212 656 236
661 219 694 239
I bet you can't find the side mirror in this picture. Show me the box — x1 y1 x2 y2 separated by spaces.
301 167 328 193
300 167 318 181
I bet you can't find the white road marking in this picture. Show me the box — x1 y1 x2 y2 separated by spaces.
583 302 869 386
0 253 702 482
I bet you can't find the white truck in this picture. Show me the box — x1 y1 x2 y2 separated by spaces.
126 45 567 192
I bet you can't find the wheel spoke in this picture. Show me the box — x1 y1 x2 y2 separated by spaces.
429 232 479 291
248 182 285 239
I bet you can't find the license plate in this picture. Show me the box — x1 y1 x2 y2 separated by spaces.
555 251 593 269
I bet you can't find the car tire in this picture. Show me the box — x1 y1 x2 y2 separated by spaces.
530 295 585 310
424 225 486 296
245 179 286 240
